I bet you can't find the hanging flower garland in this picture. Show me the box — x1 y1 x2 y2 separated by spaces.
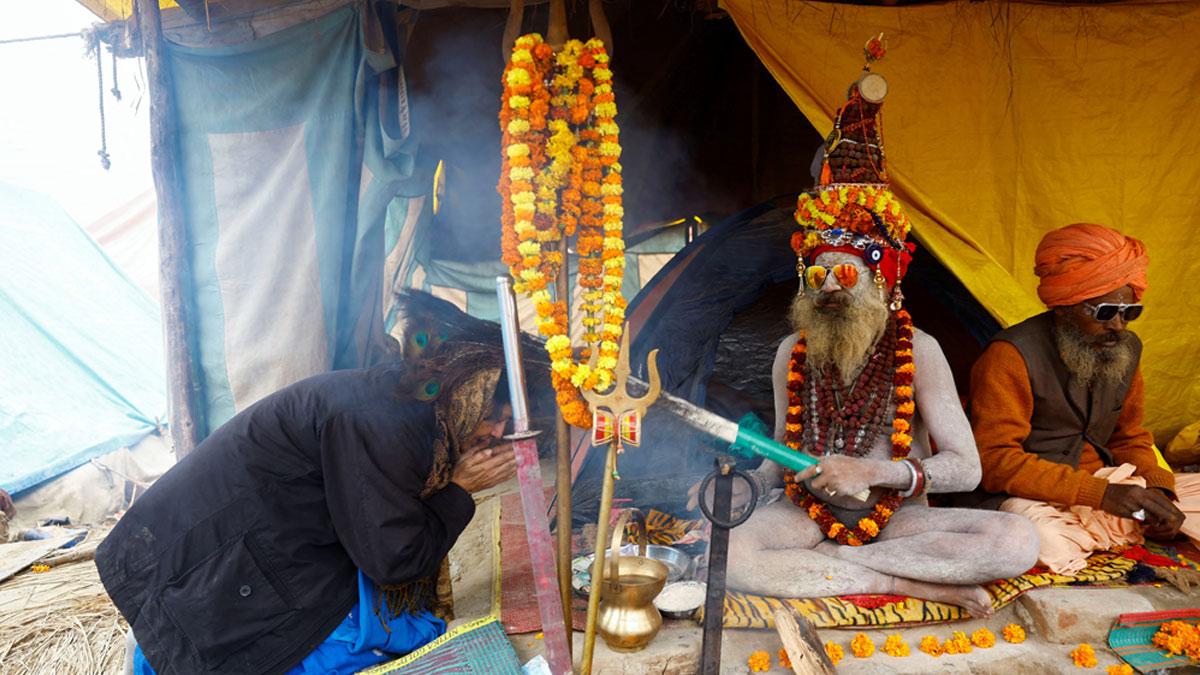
781 309 916 546
499 35 626 428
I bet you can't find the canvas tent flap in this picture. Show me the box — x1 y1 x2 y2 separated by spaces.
722 0 1200 440
166 6 421 433
0 182 166 494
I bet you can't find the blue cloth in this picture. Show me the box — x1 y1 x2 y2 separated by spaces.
0 182 165 495
133 572 444 675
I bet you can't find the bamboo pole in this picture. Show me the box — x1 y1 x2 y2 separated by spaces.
580 439 619 674
137 0 202 458
555 239 574 658
547 0 567 50
502 0 524 61
588 0 613 58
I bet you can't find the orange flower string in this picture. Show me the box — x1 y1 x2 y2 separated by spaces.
782 309 915 544
498 35 627 428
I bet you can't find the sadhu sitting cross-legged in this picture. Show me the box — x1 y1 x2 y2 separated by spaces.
965 223 1200 576
710 57 1039 617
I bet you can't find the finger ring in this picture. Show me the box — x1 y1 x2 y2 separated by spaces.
827 489 838 497
814 466 823 476
1131 509 1146 521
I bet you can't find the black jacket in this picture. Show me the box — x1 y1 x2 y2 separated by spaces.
96 365 476 674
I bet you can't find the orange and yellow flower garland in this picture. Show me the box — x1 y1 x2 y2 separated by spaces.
499 35 626 428
781 309 916 545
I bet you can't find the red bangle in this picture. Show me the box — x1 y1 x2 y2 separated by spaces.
903 458 926 497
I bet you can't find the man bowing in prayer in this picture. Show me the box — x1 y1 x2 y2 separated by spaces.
968 222 1200 575
97 292 541 675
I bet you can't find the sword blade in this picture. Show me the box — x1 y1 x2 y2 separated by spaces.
497 278 572 674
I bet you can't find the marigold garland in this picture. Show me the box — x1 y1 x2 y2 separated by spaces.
782 309 916 545
499 35 626 428
793 184 911 260
1071 643 1098 668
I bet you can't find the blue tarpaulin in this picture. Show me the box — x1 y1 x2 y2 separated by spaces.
0 181 166 494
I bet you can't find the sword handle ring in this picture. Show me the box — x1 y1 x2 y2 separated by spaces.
698 468 758 529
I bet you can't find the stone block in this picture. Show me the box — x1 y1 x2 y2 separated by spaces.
1018 587 1154 645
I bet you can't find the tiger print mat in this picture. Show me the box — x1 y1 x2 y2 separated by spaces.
712 551 1137 630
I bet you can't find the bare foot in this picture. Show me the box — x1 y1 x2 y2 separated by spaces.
893 578 994 617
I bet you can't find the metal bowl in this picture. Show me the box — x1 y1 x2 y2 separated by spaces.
654 580 707 620
572 545 693 595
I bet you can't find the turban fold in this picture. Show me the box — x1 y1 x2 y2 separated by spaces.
1034 223 1148 307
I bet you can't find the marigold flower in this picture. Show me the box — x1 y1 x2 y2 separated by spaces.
1002 624 1026 644
858 517 881 537
747 651 770 672
1071 643 1097 668
971 628 996 648
777 648 791 669
944 631 973 655
919 635 943 657
824 642 844 665
883 634 910 657
851 633 875 658
1107 665 1133 675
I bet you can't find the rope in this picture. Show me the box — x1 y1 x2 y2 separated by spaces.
0 31 82 46
94 34 111 170
110 47 121 101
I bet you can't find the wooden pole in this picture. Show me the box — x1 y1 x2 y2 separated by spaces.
555 239 574 658
580 440 618 674
547 0 567 50
588 0 613 58
137 0 202 459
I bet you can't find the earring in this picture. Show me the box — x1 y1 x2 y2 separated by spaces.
873 267 885 289
796 259 807 294
889 284 905 311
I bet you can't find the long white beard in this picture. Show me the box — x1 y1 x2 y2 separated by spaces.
789 283 890 385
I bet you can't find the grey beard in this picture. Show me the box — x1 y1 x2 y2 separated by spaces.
1053 321 1136 388
789 288 889 386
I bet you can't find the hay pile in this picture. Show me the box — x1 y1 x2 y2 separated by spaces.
0 536 127 675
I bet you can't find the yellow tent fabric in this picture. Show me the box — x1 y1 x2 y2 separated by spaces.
77 0 176 22
722 0 1200 441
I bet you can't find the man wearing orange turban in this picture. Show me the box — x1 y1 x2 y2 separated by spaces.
963 223 1200 575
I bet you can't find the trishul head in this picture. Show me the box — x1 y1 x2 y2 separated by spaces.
582 328 660 449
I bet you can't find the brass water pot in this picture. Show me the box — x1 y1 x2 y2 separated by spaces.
597 509 669 652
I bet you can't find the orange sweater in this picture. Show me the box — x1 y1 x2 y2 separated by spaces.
969 340 1174 509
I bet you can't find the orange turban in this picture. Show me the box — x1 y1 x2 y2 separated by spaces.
1034 223 1148 307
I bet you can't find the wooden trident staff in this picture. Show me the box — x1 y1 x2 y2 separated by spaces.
579 331 660 674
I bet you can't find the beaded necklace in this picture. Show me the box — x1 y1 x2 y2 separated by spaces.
782 309 916 546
